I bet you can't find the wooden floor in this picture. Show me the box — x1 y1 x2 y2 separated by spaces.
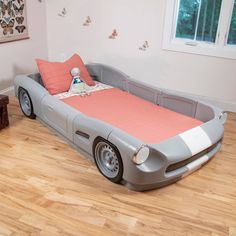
0 97 236 236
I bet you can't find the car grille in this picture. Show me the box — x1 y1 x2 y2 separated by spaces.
166 141 221 173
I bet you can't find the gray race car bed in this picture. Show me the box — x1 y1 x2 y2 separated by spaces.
14 63 227 191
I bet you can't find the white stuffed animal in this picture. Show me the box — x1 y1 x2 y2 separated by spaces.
69 67 86 94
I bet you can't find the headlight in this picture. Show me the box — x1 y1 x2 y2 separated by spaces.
132 145 150 165
219 111 227 124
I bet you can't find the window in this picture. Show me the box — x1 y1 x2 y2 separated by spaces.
163 0 236 59
228 0 236 45
176 0 222 43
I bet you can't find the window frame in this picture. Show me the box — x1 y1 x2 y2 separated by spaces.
162 0 236 60
226 0 236 45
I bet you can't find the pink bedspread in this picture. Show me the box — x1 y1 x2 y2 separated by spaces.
62 88 202 144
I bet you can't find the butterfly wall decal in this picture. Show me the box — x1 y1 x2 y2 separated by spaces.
139 41 149 51
58 8 67 17
83 16 92 26
16 16 24 24
109 29 118 39
13 3 24 15
15 24 25 33
0 18 15 35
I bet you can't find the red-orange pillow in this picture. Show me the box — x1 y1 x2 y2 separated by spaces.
36 54 95 95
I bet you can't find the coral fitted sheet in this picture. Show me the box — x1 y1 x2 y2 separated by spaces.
62 88 202 144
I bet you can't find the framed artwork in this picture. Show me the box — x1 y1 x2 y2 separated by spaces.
0 0 29 43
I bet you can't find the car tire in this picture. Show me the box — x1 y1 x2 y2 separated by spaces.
93 138 123 183
18 88 36 119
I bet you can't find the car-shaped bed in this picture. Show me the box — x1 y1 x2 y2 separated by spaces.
14 63 226 191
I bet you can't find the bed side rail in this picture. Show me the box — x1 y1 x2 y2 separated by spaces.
86 63 130 91
86 63 162 104
86 63 226 123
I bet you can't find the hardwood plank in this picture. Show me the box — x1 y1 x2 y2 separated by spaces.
0 97 235 236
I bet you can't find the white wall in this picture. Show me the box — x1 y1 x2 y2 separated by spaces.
46 0 236 111
0 0 48 94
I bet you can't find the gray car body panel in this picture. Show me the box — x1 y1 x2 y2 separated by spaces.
14 63 226 191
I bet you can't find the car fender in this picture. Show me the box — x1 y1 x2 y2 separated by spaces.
73 115 116 157
14 74 48 116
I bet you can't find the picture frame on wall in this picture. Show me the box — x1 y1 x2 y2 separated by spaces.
0 0 29 43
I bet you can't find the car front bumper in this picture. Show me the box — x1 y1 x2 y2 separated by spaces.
109 118 224 191
123 140 222 191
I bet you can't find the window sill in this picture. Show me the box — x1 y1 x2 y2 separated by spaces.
162 40 236 60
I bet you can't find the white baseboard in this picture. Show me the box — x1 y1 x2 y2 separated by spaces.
0 86 14 96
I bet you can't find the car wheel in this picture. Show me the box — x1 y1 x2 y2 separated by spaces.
94 139 123 183
18 88 36 119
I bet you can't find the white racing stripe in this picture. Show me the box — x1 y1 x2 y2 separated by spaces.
179 126 212 155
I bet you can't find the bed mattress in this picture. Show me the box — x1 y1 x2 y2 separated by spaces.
60 87 202 144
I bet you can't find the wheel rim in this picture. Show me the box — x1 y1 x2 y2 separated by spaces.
20 90 32 116
95 142 120 178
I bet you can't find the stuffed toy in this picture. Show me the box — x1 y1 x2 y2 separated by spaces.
69 67 86 94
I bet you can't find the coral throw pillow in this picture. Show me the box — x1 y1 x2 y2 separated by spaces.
36 54 95 95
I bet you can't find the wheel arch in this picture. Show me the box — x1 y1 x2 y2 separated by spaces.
92 136 122 160
15 75 49 117
92 136 124 183
18 87 36 119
